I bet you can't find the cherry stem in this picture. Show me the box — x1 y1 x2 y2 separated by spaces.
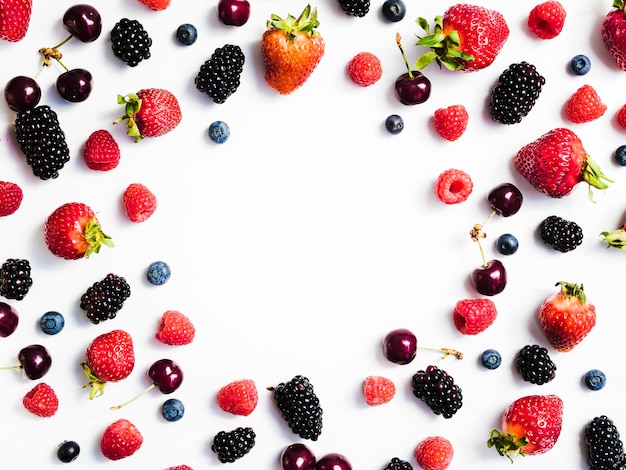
0 365 21 371
470 211 496 268
395 32 413 80
110 383 155 410
39 35 73 70
419 346 464 360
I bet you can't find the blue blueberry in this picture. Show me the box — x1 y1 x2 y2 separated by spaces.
496 233 519 255
614 145 626 166
147 261 171 285
57 440 80 463
584 369 606 391
208 121 230 144
162 398 185 421
385 114 404 134
569 54 591 75
382 0 406 22
481 349 502 370
40 311 64 335
176 24 197 46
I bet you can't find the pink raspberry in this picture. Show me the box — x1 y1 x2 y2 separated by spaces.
347 52 382 87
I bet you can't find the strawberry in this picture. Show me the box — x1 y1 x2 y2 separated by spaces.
488 394 563 461
114 88 182 142
0 0 32 42
363 375 395 406
261 4 325 95
100 418 143 461
433 105 469 141
514 128 612 199
22 382 59 417
82 329 135 399
44 202 114 260
138 0 170 11
216 379 259 416
347 52 382 87
0 181 23 216
416 4 509 72
414 436 454 470
602 0 626 71
83 130 121 171
155 310 196 346
453 298 497 335
527 1 566 40
123 183 157 223
538 282 596 352
565 84 607 123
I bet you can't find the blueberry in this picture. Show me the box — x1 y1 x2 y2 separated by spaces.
146 261 171 285
382 0 406 22
614 145 626 166
176 23 197 46
162 398 185 421
569 54 591 75
481 349 502 370
584 369 606 391
385 114 404 134
496 233 519 255
57 440 80 463
40 311 64 335
208 121 230 144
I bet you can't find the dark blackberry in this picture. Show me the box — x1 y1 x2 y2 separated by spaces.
211 427 256 463
110 18 152 67
79 273 131 324
586 416 626 470
195 44 245 104
383 457 413 470
338 0 370 17
0 259 33 301
270 375 323 441
489 61 545 125
539 215 583 253
14 105 70 180
515 344 556 385
411 365 462 418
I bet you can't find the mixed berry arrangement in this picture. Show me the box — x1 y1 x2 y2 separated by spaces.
2 1 626 469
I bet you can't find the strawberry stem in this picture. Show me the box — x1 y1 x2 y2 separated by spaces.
83 216 114 258
266 4 320 42
110 383 156 410
487 429 529 462
81 363 106 400
395 33 413 79
556 281 586 303
600 222 626 250
583 156 613 202
113 94 144 142
414 15 474 70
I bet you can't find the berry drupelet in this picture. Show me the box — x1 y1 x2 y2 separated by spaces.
270 375 323 441
383 457 413 469
0 259 33 301
585 416 626 470
489 62 545 125
195 44 245 104
337 0 370 17
110 18 152 67
79 274 131 324
539 215 583 253
515 344 556 385
211 427 256 463
411 365 463 418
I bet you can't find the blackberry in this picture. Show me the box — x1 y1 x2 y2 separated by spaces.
489 61 545 125
79 273 131 324
383 457 413 470
110 18 152 67
0 259 33 301
411 365 462 418
211 427 256 463
195 44 245 104
586 416 626 470
14 105 70 180
270 375 323 441
539 215 583 253
338 0 370 17
515 344 556 385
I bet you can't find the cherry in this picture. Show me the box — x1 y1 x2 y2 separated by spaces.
56 68 92 102
383 328 463 364
316 453 352 470
63 4 102 42
0 302 19 337
487 183 523 217
0 344 52 379
471 259 507 296
394 33 431 105
4 76 41 112
217 0 251 26
281 443 316 470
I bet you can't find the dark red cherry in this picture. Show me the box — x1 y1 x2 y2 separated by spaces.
56 68 92 102
4 76 41 112
487 183 523 217
18 344 52 380
217 0 251 26
382 328 417 365
395 72 431 105
281 443 316 470
316 453 352 470
471 259 507 296
63 4 102 42
0 302 19 337
149 359 183 394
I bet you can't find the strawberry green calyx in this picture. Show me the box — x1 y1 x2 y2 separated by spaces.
556 281 586 303
487 429 529 462
600 223 626 250
114 93 144 142
82 363 106 399
266 4 320 42
613 0 626 12
84 216 114 258
415 16 474 71
583 156 613 202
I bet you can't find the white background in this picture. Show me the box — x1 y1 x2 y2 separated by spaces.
1 0 626 468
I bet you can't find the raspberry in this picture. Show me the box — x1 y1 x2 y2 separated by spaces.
453 298 498 335
83 129 120 171
415 436 454 470
527 1 566 39
0 181 23 217
123 183 157 223
155 310 196 346
216 379 259 416
347 52 382 87
363 376 396 406
434 169 473 205
565 84 607 123
617 104 626 130
100 419 143 461
23 383 59 417
433 105 469 141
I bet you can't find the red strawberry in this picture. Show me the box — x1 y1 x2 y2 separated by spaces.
114 88 182 142
216 379 259 416
602 0 626 71
565 84 607 123
155 310 196 346
453 298 497 335
363 376 396 406
100 418 143 461
435 168 473 204
617 103 626 129
83 130 121 171
416 4 509 72
433 105 469 141
123 183 157 223
514 128 612 199
414 436 454 470
527 1 566 39
0 0 32 42
347 52 382 87
23 382 59 417
82 329 135 399
488 394 563 460
138 0 170 11
0 181 23 216
538 282 596 352
44 202 114 260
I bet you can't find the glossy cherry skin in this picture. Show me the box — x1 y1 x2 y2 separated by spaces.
281 443 316 470
471 259 507 296
56 68 92 102
0 302 19 337
63 4 102 42
315 453 352 470
217 0 251 26
487 183 523 217
394 72 431 105
149 359 183 394
382 328 417 364
4 76 41 112
18 344 52 380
